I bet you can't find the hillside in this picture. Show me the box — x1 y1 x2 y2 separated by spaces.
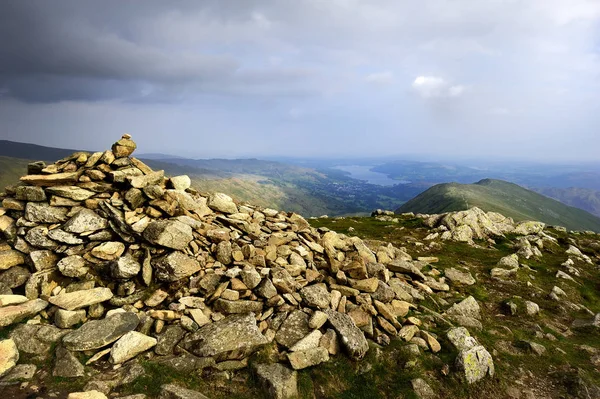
0 140 422 217
397 179 600 232
532 186 600 218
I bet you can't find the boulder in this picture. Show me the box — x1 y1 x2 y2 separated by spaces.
63 209 108 234
181 313 268 361
207 192 238 214
24 202 68 223
62 312 140 351
254 363 298 399
53 346 85 377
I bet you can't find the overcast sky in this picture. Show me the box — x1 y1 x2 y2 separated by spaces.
0 0 599 161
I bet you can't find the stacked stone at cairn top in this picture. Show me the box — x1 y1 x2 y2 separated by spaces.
0 134 493 396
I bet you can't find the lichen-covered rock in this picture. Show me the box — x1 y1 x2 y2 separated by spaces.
455 345 495 384
143 220 193 251
254 363 298 399
324 309 369 360
181 313 268 361
63 312 140 351
152 251 201 282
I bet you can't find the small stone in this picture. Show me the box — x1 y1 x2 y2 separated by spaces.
111 256 141 279
63 312 140 351
300 283 331 309
63 209 108 234
91 242 126 261
170 175 191 191
45 186 95 201
207 192 238 214
158 384 210 399
57 255 89 278
153 252 201 282
309 311 328 329
24 202 68 223
67 390 108 399
55 309 87 329
289 330 323 352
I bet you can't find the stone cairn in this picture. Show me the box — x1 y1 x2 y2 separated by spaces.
0 135 493 396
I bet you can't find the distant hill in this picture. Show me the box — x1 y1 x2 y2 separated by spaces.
531 186 600 218
396 178 600 232
0 140 85 161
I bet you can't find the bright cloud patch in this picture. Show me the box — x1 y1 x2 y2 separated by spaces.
412 76 464 98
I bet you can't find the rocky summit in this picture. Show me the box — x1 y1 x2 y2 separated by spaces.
0 136 599 399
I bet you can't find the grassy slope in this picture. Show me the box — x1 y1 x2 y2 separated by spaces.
0 156 30 191
532 186 600 218
397 179 600 232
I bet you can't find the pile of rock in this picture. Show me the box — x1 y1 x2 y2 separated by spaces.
420 207 548 244
0 135 495 396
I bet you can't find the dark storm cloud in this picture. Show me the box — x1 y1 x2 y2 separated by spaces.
0 1 317 102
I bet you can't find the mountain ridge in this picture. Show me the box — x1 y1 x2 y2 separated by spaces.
397 178 600 232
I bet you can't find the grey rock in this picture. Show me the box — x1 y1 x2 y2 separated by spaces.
254 363 298 399
128 170 165 189
25 202 68 223
214 299 263 314
324 309 369 359
45 186 95 201
55 309 87 329
387 260 425 280
153 252 201 282
25 226 58 249
0 266 30 288
109 331 157 364
445 268 476 286
276 310 311 349
143 220 193 251
207 192 238 214
48 229 84 245
0 364 36 385
63 209 109 234
57 255 89 278
300 283 331 309
158 384 210 399
155 325 186 356
411 378 436 399
456 345 495 384
153 354 215 373
53 346 85 377
63 312 140 351
287 347 329 370
15 186 46 202
181 313 268 361
111 256 141 279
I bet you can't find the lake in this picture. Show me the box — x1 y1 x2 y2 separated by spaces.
333 165 409 186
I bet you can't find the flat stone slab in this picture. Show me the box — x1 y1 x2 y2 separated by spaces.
110 331 157 364
0 339 19 378
0 299 48 327
48 287 113 310
63 312 140 351
181 313 268 361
